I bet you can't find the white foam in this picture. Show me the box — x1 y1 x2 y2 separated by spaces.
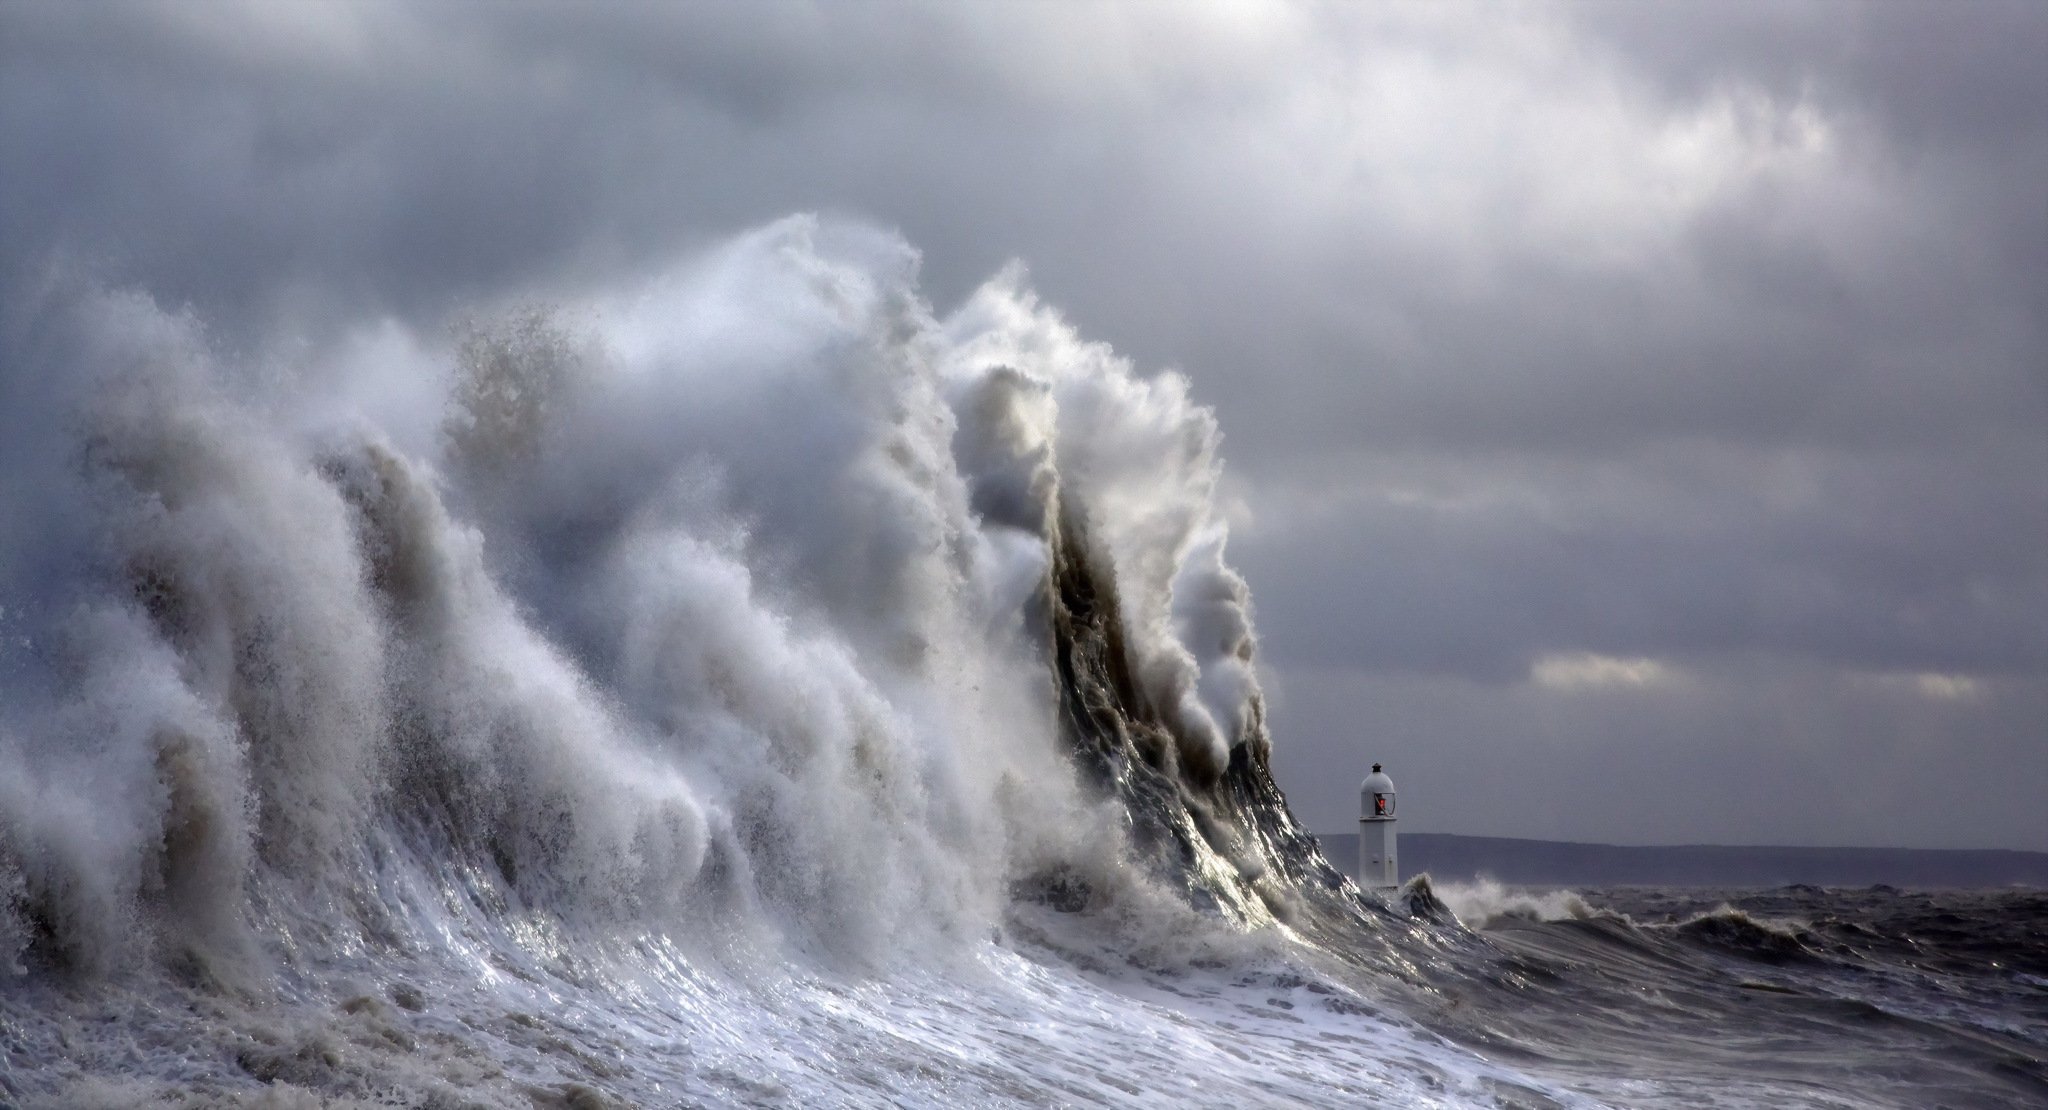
1434 877 1605 930
0 216 1274 995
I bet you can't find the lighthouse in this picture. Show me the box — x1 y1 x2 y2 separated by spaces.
1359 763 1397 888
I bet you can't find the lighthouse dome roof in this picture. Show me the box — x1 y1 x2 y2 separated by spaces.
1361 764 1395 795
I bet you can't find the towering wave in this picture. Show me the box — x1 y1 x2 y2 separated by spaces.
0 217 1353 996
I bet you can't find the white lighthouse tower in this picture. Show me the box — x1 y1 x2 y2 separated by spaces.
1359 763 1398 889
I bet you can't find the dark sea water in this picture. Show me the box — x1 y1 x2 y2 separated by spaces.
1381 832 2048 890
1407 880 2048 1108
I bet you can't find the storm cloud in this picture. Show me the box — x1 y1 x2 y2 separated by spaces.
3 1 2043 849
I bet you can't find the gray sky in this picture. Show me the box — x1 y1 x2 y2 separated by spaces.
4 1 2043 849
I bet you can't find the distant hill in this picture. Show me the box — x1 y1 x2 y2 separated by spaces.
1316 832 2048 889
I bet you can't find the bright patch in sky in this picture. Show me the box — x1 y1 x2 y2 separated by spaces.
1531 652 1673 690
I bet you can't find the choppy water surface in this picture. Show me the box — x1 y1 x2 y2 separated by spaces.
8 875 2039 1107
1417 882 2048 1108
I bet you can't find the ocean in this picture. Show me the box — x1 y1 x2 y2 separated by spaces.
1413 881 2048 1107
1 219 2041 1108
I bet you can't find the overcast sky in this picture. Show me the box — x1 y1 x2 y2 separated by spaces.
4 1 2043 850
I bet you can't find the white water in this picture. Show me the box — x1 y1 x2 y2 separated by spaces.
0 217 1613 1106
1433 879 1606 930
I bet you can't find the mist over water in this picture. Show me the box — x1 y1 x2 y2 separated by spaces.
0 216 1262 961
1 218 2040 1108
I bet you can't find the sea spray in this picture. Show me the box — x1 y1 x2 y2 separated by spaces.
1433 877 1605 930
0 217 1356 997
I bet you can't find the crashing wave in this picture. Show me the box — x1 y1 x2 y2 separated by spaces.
0 217 1365 991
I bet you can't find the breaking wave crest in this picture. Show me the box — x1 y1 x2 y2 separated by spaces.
1430 878 1606 931
0 217 1341 979
0 217 1515 1108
